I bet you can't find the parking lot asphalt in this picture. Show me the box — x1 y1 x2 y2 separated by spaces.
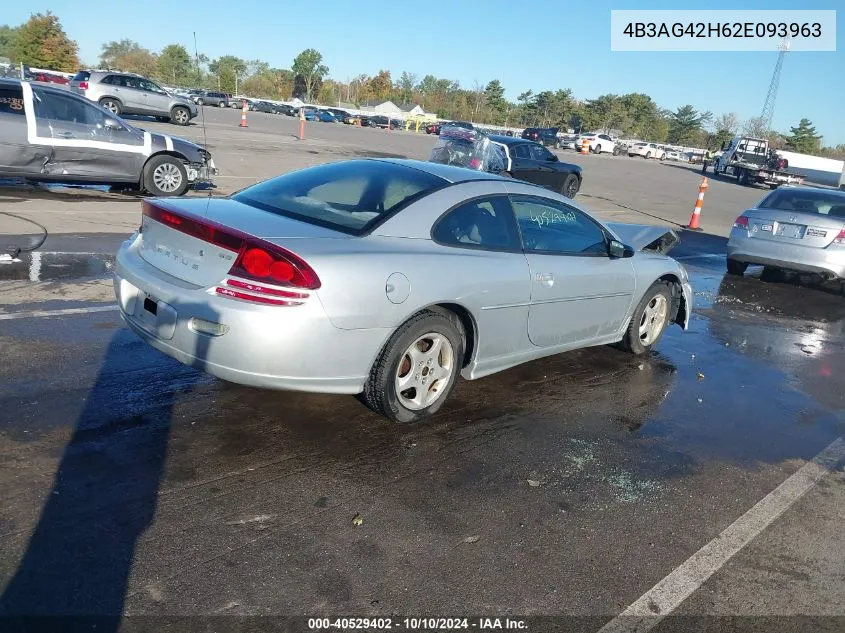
2 106 767 239
0 107 843 631
1 224 844 629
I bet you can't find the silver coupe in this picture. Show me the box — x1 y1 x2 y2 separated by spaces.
114 159 693 422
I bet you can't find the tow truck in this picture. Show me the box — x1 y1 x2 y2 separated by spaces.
712 136 805 189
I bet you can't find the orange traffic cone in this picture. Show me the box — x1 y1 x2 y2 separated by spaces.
239 100 248 128
686 177 708 230
580 138 590 154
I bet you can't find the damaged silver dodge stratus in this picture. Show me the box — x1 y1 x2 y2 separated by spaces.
0 78 217 196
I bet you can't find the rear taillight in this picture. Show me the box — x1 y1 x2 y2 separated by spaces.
142 202 321 306
834 229 845 245
228 242 320 289
79 81 88 90
734 216 749 229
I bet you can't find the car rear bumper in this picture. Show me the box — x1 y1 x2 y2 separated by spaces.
114 237 390 394
727 229 845 278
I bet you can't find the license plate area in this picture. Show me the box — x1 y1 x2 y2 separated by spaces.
775 222 805 239
143 297 158 316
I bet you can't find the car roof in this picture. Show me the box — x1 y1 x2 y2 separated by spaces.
0 77 68 97
375 158 509 183
489 134 533 146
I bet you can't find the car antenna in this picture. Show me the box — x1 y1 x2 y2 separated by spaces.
193 31 212 201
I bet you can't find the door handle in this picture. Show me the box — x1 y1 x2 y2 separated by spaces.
536 272 555 287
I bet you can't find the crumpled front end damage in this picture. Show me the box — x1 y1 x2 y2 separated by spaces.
187 151 218 191
607 222 680 254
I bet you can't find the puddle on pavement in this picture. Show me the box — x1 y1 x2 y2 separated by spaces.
0 251 114 282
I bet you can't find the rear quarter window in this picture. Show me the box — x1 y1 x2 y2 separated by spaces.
72 71 90 82
0 87 25 115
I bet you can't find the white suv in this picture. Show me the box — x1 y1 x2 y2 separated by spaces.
628 142 666 160
576 132 617 154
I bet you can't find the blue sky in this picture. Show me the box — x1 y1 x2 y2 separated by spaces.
7 0 844 143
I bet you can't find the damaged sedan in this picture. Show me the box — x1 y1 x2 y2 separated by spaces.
0 78 217 196
114 159 692 423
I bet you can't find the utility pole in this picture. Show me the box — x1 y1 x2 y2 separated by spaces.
760 36 791 132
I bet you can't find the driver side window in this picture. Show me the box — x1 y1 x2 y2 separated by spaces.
530 144 553 161
511 196 608 255
33 88 107 126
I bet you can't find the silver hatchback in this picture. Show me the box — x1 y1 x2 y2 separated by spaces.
726 187 845 285
69 70 198 125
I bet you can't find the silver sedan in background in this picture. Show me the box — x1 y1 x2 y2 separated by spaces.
727 187 845 291
114 159 692 422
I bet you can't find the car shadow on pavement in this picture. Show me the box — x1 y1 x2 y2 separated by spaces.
0 303 217 630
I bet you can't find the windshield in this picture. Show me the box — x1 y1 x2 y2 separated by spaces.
759 189 845 216
232 160 447 234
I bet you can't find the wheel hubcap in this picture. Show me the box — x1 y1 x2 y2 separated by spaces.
638 295 668 346
395 333 454 410
105 102 117 113
152 163 183 193
175 110 187 122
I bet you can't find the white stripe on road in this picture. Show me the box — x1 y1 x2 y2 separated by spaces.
598 436 845 633
0 305 119 321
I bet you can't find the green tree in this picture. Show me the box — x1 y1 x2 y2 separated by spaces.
209 55 247 93
785 118 822 154
12 12 79 72
100 39 144 67
156 44 193 85
396 71 417 103
483 79 507 121
291 48 328 102
0 25 19 61
667 105 712 145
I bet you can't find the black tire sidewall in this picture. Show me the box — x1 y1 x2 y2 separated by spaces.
371 312 464 423
143 155 189 196
624 282 672 355
100 98 121 115
170 107 189 125
562 174 579 198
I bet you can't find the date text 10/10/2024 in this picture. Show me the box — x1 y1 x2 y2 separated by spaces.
307 617 528 630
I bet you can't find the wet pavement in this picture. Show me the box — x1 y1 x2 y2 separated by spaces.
0 230 843 630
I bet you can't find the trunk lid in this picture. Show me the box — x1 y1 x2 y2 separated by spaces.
743 208 845 248
137 198 349 287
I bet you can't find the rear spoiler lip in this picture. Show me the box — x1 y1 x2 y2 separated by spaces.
606 222 681 255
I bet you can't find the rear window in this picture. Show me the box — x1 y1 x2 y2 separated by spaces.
760 189 845 216
232 160 447 234
72 71 90 82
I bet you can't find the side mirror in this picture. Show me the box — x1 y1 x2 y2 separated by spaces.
546 154 558 162
104 117 122 130
608 239 635 259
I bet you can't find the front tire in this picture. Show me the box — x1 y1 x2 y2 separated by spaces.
620 282 672 355
99 98 121 115
727 258 748 276
562 173 580 198
361 310 465 423
143 155 189 197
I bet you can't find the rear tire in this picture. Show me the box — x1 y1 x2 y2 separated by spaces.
594 144 602 154
562 173 580 198
645 151 652 159
361 310 465 423
620 281 673 355
99 98 121 115
727 258 748 276
143 155 189 197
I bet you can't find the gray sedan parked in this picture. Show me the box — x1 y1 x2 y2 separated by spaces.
114 159 692 422
727 187 845 290
70 70 198 125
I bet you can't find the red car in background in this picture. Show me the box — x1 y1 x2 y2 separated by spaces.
32 71 70 85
